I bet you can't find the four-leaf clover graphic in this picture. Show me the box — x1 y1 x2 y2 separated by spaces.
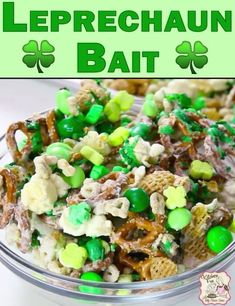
22 40 55 73
175 41 208 74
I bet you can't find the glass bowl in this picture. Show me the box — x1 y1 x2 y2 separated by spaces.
0 109 234 306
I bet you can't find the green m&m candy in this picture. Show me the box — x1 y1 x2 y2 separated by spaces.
206 226 233 253
57 114 85 139
192 96 206 110
85 238 105 261
124 188 150 212
167 208 192 231
63 165 85 188
46 142 72 160
79 272 104 294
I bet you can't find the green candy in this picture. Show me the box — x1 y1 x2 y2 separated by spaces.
85 238 105 261
119 137 140 169
124 188 150 212
130 123 150 138
46 142 72 160
159 125 174 135
80 146 104 165
192 96 206 110
121 116 132 126
31 130 43 153
63 165 85 188
167 208 192 231
166 93 192 109
108 127 130 147
206 226 233 254
79 272 104 294
96 121 115 134
112 90 134 111
112 166 129 173
59 243 88 269
90 165 109 180
85 104 104 124
189 160 214 180
143 94 159 117
104 100 121 122
68 202 91 225
57 114 85 139
163 186 187 210
56 88 72 115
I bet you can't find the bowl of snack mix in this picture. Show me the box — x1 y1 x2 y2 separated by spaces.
0 79 235 306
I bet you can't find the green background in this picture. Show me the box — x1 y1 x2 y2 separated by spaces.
0 0 234 77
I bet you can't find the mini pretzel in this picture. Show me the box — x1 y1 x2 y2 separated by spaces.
6 121 33 163
113 216 164 254
6 115 57 163
46 110 59 143
119 250 163 280
0 168 17 228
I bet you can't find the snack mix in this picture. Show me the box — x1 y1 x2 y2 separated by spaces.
0 79 234 286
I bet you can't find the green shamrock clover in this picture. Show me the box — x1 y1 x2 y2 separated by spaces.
22 40 55 73
163 186 186 210
176 41 208 74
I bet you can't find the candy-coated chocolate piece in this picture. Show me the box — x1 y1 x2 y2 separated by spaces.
85 238 105 261
57 115 85 139
124 188 150 212
206 225 233 253
46 142 72 160
192 96 206 110
79 272 104 294
167 208 192 230
63 165 85 188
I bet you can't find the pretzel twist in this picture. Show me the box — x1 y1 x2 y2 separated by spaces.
6 122 33 163
113 215 165 254
0 168 17 228
6 111 59 163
